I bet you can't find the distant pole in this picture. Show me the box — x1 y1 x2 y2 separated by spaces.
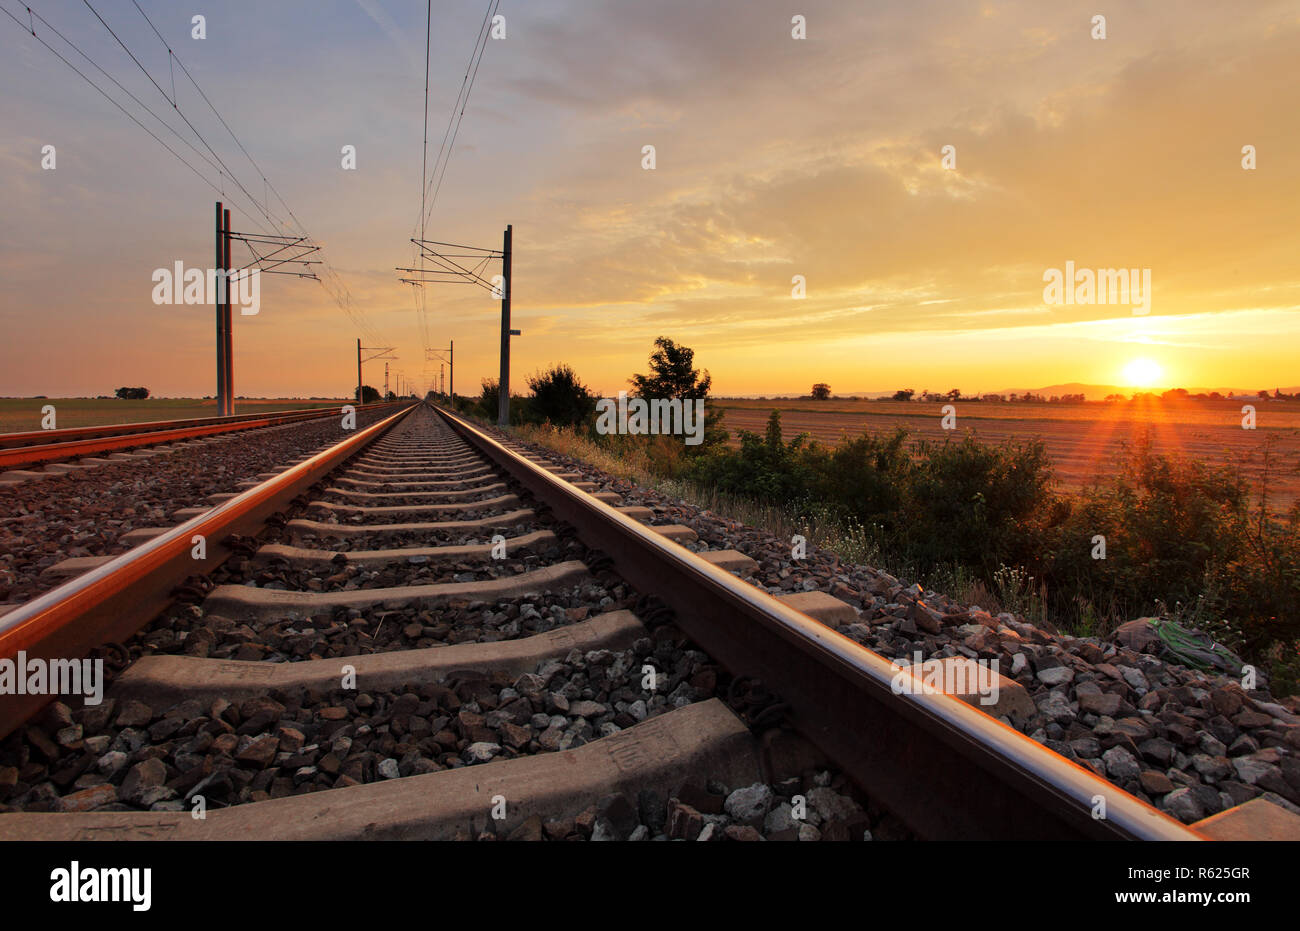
356 338 362 403
214 202 226 416
222 207 233 415
384 361 389 399
449 339 454 401
498 224 512 426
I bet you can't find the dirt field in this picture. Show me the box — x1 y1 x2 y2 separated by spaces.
0 398 347 433
715 398 1300 511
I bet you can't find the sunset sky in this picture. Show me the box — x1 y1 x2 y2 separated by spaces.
2 1 1297 399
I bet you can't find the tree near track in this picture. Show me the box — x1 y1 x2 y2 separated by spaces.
527 364 596 428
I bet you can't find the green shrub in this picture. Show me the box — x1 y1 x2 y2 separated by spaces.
526 364 596 428
901 434 1057 574
1046 436 1250 622
804 427 911 528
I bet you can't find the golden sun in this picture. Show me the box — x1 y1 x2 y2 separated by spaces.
1123 358 1163 388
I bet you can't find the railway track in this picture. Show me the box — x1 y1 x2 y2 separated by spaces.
0 401 1205 840
0 401 404 473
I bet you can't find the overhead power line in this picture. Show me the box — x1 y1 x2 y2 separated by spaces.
407 0 500 357
7 0 394 347
0 1 268 233
81 0 286 236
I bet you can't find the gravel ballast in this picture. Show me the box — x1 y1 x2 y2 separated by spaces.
0 628 717 813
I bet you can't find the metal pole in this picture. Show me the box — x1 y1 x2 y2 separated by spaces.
384 362 389 400
215 202 226 416
222 208 233 415
449 340 454 402
498 224 512 426
356 338 362 403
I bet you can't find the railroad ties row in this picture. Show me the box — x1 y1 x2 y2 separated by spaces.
0 404 882 841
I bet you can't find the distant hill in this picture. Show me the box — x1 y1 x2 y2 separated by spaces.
995 384 1300 400
994 383 1126 400
721 383 1300 401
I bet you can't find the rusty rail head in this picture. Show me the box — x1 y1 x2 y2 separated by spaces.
0 403 417 738
0 402 406 468
432 405 1203 841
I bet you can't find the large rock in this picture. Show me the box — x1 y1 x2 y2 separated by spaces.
666 799 704 840
56 783 118 812
1102 746 1141 781
1036 665 1075 686
1036 690 1075 725
724 784 774 822
463 742 501 763
119 758 166 806
1137 738 1176 766
1138 770 1175 795
1232 756 1282 786
114 699 153 729
807 787 861 822
1162 787 1206 823
909 601 944 634
1075 681 1122 716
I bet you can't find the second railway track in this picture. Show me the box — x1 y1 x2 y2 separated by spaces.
0 401 1200 840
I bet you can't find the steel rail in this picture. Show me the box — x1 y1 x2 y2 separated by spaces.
0 403 417 738
0 402 404 467
432 405 1203 841
0 401 397 448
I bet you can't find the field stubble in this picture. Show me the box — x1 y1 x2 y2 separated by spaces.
717 399 1300 510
